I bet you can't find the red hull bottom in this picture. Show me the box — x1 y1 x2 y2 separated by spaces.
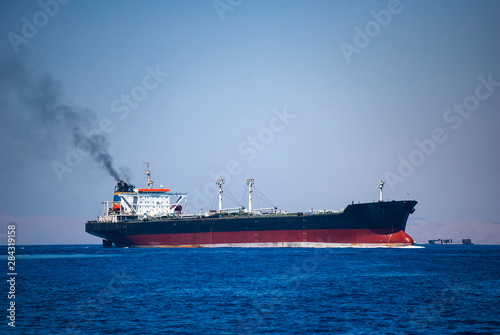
118 229 414 247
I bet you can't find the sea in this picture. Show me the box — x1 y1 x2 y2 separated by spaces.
4 244 500 334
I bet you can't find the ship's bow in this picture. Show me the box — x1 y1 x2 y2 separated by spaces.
345 200 417 246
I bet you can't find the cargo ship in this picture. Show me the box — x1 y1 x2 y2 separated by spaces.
85 165 417 247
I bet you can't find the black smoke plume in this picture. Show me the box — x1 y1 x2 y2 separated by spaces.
0 56 125 182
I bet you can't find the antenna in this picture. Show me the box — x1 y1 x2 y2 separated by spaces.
378 180 385 202
246 178 254 213
216 178 225 212
145 162 154 189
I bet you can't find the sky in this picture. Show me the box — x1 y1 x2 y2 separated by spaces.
0 0 499 245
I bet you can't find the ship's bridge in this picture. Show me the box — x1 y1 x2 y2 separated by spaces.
113 187 187 218
99 167 188 222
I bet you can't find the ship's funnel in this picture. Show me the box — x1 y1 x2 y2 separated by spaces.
115 180 135 193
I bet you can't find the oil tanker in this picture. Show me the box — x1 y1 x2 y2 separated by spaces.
85 166 417 248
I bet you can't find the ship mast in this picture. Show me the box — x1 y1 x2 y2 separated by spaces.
246 178 254 213
378 180 385 202
145 162 154 189
216 178 224 212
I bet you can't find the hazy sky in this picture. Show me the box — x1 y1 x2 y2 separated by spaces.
0 0 499 244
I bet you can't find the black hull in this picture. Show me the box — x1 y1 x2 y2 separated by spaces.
86 200 417 247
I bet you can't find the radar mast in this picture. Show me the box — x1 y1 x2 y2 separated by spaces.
378 180 385 202
145 162 154 189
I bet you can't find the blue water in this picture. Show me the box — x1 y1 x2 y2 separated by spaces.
4 245 500 334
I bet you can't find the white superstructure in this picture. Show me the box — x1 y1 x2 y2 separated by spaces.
98 165 187 222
